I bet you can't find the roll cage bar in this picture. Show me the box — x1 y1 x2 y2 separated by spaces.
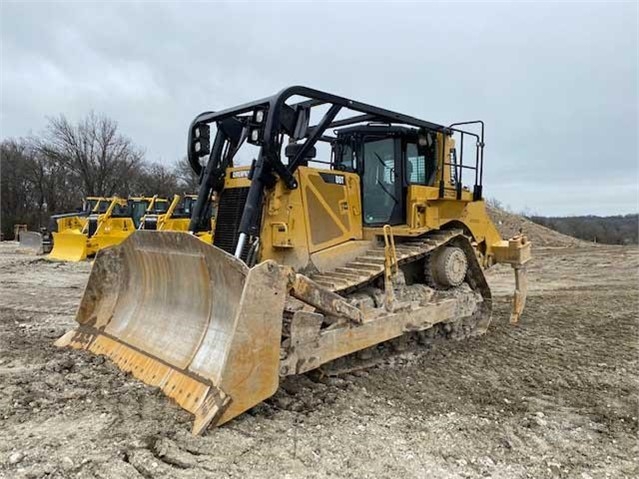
186 86 485 258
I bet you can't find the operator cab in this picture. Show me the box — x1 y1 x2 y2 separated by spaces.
173 196 198 219
124 199 150 229
332 126 438 226
105 198 154 230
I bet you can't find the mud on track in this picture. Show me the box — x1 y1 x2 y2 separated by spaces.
0 242 637 478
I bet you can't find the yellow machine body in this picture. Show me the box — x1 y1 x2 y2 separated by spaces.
223 135 525 274
139 194 216 243
57 88 531 435
54 197 108 234
49 197 154 261
17 197 107 255
159 196 193 231
140 194 195 232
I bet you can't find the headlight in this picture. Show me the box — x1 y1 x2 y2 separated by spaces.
255 110 264 123
250 129 260 142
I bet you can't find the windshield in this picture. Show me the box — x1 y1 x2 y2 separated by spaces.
151 200 169 213
111 203 131 217
130 201 149 227
96 201 109 214
173 197 195 218
85 199 98 212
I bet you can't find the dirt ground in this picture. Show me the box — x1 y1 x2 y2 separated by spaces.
0 242 637 478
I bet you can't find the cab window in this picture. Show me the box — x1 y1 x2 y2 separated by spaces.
406 143 426 184
405 138 437 186
336 142 357 172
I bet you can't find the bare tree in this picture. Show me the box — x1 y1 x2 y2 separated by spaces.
1 140 35 236
1 112 205 238
37 112 144 197
129 162 180 197
174 156 200 193
1 138 84 236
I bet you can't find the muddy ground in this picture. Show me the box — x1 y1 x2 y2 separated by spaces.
0 242 637 478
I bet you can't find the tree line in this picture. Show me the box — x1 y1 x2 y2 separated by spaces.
529 214 638 245
1 113 199 238
3 114 637 244
487 198 638 245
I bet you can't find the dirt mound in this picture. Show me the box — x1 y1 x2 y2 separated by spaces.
487 206 585 247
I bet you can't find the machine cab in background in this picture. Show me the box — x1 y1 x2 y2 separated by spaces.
333 126 439 227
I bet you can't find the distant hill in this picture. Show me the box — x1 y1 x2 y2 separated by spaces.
527 214 638 245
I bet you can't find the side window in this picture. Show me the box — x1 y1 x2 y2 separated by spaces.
406 137 438 186
337 143 357 171
406 143 426 184
183 198 192 216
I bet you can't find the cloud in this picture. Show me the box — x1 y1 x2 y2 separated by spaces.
1 1 637 215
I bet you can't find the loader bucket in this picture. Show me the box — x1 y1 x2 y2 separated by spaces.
49 231 89 262
18 231 45 254
55 231 288 434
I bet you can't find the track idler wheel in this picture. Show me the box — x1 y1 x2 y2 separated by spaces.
428 246 468 288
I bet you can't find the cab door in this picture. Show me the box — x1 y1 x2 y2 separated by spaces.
360 137 404 226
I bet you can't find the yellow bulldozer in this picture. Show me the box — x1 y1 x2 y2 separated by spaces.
49 195 162 261
139 194 217 244
17 196 107 254
57 87 531 435
139 194 199 231
54 196 109 232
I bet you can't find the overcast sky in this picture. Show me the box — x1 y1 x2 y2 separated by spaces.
1 1 637 216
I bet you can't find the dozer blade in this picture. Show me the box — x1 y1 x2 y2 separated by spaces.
55 231 288 435
49 231 89 262
18 231 45 255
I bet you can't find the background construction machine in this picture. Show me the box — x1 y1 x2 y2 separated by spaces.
57 86 531 435
17 197 107 254
139 194 197 230
49 196 162 261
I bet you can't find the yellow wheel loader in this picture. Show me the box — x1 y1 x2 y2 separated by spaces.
57 87 531 435
48 196 161 261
